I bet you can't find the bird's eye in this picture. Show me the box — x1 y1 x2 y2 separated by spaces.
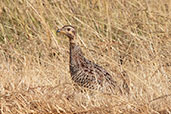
67 28 70 31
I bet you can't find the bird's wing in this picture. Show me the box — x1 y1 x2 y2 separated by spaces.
92 63 118 87
82 58 118 88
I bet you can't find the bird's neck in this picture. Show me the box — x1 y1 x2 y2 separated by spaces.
69 37 84 68
69 37 82 57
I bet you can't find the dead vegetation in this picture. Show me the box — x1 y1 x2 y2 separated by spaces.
0 0 171 114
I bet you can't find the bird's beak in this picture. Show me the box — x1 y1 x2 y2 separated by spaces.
56 28 66 35
56 29 61 33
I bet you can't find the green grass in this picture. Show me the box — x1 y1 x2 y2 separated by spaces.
0 0 171 113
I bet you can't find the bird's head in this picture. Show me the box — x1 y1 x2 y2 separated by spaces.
56 25 76 39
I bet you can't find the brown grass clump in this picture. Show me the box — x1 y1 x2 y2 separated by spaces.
0 0 171 114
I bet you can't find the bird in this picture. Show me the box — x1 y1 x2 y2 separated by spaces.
56 25 123 94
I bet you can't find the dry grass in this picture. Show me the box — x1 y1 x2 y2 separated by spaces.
0 0 171 114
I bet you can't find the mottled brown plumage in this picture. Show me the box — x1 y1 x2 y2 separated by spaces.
56 25 123 94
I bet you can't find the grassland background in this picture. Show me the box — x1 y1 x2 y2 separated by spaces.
0 0 171 114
